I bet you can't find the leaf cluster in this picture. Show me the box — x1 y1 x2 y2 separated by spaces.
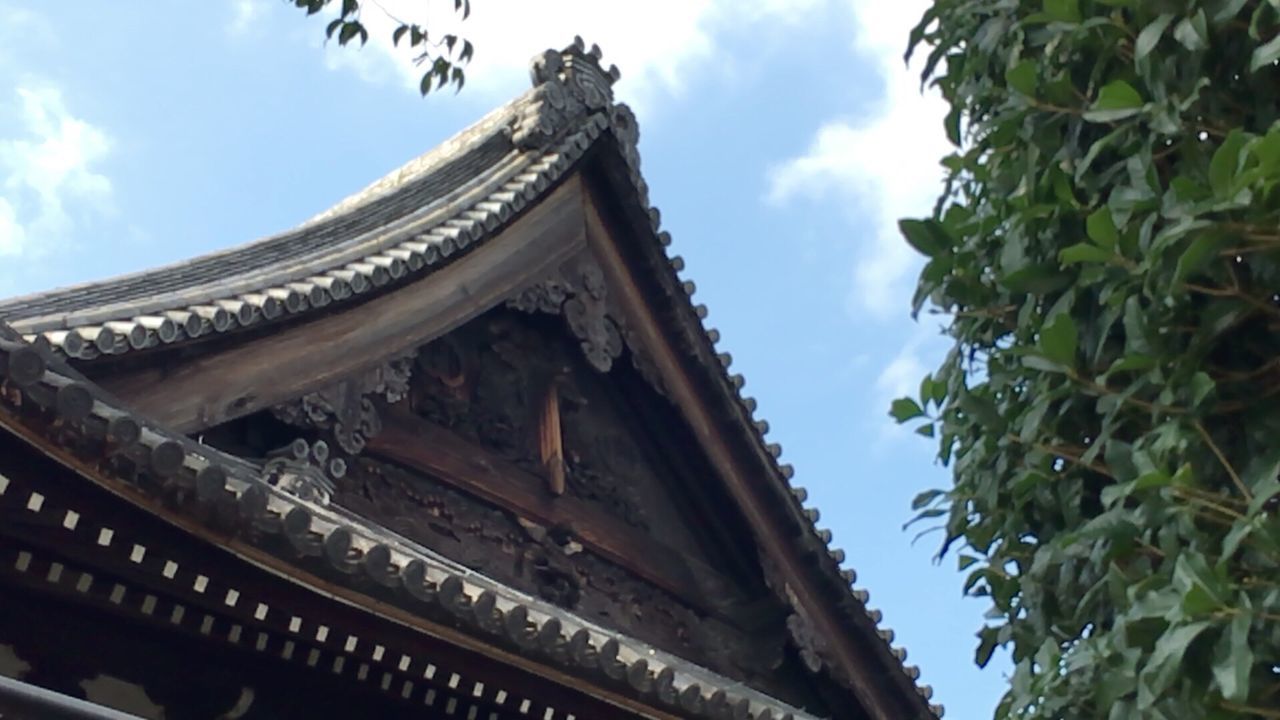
289 0 474 94
897 1 1280 717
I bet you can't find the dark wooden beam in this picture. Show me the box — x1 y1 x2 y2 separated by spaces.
582 182 906 720
365 405 748 618
99 177 590 433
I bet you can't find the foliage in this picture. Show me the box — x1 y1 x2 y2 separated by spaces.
287 0 474 94
896 1 1280 717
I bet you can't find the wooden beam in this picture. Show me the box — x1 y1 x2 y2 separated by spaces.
99 177 590 433
581 184 907 720
366 405 746 617
538 381 566 496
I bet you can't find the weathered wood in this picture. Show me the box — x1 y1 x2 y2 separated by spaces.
98 177 590 433
366 405 741 616
581 183 905 720
538 381 566 496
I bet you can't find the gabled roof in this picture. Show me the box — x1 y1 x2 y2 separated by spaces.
0 38 942 719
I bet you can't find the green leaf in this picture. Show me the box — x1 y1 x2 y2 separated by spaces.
1022 355 1069 373
1250 34 1280 72
1174 553 1225 609
912 488 944 509
898 219 952 258
1173 10 1209 51
1244 446 1280 515
1123 296 1152 354
1135 469 1173 490
1212 611 1253 702
975 625 1002 667
890 397 926 423
338 21 361 45
1086 207 1119 249
392 25 409 46
1136 14 1174 60
1039 314 1078 366
1140 621 1212 707
1189 371 1215 407
1005 60 1037 96
1085 80 1145 123
1221 516 1258 560
1020 395 1052 442
1174 233 1225 281
1059 242 1114 265
1253 128 1280 174
1101 480 1135 508
1210 130 1250 197
1043 0 1081 23
1107 354 1157 373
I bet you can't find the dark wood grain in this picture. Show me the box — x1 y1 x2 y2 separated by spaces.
366 405 746 618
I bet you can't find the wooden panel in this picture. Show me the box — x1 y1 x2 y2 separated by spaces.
366 405 745 618
99 177 589 433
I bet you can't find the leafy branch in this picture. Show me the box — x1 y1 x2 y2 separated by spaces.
897 0 1280 717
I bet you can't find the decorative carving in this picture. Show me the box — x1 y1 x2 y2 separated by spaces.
509 256 667 396
272 350 415 454
513 37 622 150
261 438 346 505
786 612 829 674
508 258 623 373
412 315 651 529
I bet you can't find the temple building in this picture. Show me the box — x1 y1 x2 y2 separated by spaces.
0 40 940 720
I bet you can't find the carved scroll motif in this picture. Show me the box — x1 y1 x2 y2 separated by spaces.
507 258 666 395
786 611 830 674
512 38 622 151
261 438 347 505
272 350 416 455
508 259 622 373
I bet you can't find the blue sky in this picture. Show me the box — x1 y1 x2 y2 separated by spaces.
0 1 1007 716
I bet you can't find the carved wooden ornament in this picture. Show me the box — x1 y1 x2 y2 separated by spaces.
272 350 416 454
508 258 623 373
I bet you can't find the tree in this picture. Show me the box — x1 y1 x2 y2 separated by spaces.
895 1 1280 718
288 0 474 94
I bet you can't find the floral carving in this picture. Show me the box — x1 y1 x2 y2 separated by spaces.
272 350 416 455
508 259 623 373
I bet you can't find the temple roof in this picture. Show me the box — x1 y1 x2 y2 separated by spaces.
0 38 942 719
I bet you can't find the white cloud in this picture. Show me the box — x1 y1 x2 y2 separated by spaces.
872 323 943 442
228 0 264 36
319 0 826 112
0 84 113 258
876 335 929 404
766 0 950 320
